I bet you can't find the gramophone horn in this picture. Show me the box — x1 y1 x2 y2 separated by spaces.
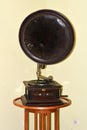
19 9 75 64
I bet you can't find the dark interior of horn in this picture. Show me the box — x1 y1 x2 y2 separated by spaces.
19 10 75 64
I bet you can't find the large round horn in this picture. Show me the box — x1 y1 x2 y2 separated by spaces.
19 9 75 64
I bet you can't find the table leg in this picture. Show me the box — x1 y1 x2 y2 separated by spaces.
54 109 59 130
24 109 29 130
39 113 46 130
47 113 51 130
34 113 38 130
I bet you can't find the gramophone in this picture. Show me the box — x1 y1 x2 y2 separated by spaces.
19 9 75 106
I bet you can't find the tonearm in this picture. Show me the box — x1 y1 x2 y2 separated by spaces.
36 64 53 81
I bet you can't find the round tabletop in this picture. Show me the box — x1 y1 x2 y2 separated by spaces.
13 97 71 113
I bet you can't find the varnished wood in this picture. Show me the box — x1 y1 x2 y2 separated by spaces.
34 113 38 130
39 113 46 130
13 97 71 130
24 109 29 130
54 109 59 130
47 113 51 130
13 97 71 113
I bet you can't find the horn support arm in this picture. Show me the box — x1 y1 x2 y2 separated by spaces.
36 64 53 81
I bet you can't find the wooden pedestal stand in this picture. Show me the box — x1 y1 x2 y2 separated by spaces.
13 97 71 130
